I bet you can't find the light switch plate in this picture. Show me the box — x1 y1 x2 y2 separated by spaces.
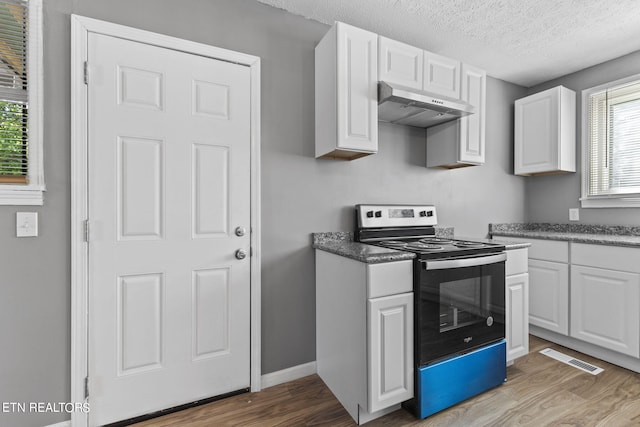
16 212 38 237
569 208 579 221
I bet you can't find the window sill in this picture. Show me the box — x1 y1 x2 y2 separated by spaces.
580 197 640 208
0 185 45 206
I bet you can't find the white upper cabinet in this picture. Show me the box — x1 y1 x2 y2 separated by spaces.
378 36 423 90
378 37 461 99
315 22 378 160
459 64 486 164
424 52 461 99
426 64 486 168
316 25 488 165
514 86 576 175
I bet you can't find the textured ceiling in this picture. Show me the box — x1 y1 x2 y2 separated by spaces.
255 0 640 87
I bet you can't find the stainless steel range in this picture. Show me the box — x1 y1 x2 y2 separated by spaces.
354 204 507 419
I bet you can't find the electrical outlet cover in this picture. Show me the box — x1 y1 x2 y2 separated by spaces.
16 212 38 237
569 208 579 221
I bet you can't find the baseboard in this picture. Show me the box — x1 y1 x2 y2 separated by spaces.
42 366 316 427
260 361 317 389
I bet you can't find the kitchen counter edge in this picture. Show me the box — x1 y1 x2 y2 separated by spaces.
457 236 531 250
490 223 640 248
312 232 415 264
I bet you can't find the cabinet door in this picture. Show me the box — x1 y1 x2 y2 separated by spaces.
506 273 529 362
368 292 413 413
336 23 378 153
529 259 569 335
378 36 422 90
423 51 460 98
425 63 486 168
571 265 640 357
514 87 559 174
459 64 486 164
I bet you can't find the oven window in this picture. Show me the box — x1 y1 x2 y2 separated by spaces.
439 276 492 332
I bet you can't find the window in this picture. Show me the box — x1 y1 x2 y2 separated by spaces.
0 0 43 205
581 74 640 208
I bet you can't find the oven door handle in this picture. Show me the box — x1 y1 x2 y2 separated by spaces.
421 252 507 270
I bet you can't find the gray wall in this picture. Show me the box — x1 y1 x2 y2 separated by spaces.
524 50 640 225
0 1 526 425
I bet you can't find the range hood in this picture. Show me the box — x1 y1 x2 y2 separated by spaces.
378 81 475 128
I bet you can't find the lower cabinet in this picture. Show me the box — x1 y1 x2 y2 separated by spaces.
316 250 413 425
528 259 569 335
570 265 640 357
503 237 640 372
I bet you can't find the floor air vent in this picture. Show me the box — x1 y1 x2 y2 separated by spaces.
539 348 603 375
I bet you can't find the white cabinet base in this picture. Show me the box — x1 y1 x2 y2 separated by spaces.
316 250 413 424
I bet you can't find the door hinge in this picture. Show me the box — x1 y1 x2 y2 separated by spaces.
83 61 89 85
84 219 90 242
84 376 89 399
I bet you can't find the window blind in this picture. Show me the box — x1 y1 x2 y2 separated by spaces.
0 0 28 184
587 79 640 198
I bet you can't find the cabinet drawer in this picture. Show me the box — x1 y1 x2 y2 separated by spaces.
528 239 569 262
506 248 528 276
367 260 413 298
571 243 640 273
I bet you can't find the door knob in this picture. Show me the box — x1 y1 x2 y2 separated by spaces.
235 226 246 237
235 249 247 260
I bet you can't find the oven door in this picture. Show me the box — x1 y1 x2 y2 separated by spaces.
417 252 506 365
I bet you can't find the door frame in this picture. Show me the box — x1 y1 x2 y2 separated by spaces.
70 15 261 426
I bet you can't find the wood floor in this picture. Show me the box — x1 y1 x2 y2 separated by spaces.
132 336 640 426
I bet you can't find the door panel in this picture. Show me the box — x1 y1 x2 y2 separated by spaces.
368 293 413 413
571 266 640 357
87 33 251 426
528 259 569 335
118 136 164 240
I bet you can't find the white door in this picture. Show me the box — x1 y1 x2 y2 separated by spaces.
87 33 251 426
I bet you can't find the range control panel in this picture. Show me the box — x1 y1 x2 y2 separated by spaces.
356 204 437 228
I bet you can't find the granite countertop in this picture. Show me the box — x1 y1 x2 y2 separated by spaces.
312 227 526 263
490 223 640 248
312 232 415 264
